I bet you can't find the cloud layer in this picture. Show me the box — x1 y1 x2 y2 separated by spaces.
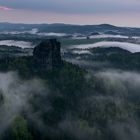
70 41 140 53
1 0 140 14
0 0 140 26
0 6 12 11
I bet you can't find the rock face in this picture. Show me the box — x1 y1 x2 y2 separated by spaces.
33 39 62 73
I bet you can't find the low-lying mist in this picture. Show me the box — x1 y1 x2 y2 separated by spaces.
0 40 34 48
0 72 47 135
71 41 140 53
0 68 140 140
91 70 140 140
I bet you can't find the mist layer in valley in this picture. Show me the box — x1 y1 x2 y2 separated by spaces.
1 69 140 140
70 41 140 53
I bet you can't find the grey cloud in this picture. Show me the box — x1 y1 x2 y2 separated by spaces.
1 0 140 14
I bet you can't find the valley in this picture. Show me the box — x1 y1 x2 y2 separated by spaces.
0 23 140 140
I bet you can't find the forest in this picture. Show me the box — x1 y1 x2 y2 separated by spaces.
0 47 140 140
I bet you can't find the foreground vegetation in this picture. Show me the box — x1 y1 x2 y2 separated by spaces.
0 55 140 140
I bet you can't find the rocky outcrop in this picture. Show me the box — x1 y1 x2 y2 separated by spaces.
33 39 62 73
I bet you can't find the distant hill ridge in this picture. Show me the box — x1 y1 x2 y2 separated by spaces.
0 23 140 35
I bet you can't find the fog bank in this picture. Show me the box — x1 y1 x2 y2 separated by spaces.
71 41 140 53
0 72 46 135
0 40 34 48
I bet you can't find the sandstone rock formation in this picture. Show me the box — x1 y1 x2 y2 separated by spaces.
33 39 62 73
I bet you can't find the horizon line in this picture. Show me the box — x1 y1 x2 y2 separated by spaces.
1 22 140 28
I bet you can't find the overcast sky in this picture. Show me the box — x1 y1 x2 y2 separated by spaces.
0 0 140 27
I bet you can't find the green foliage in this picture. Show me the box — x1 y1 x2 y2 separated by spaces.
0 53 140 140
61 38 104 47
3 116 32 140
0 56 33 79
49 62 93 111
90 47 140 70
79 120 103 139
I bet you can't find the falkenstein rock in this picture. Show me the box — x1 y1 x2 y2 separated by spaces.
33 39 63 73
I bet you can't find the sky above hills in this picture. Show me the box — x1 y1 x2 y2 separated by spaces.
0 0 140 27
